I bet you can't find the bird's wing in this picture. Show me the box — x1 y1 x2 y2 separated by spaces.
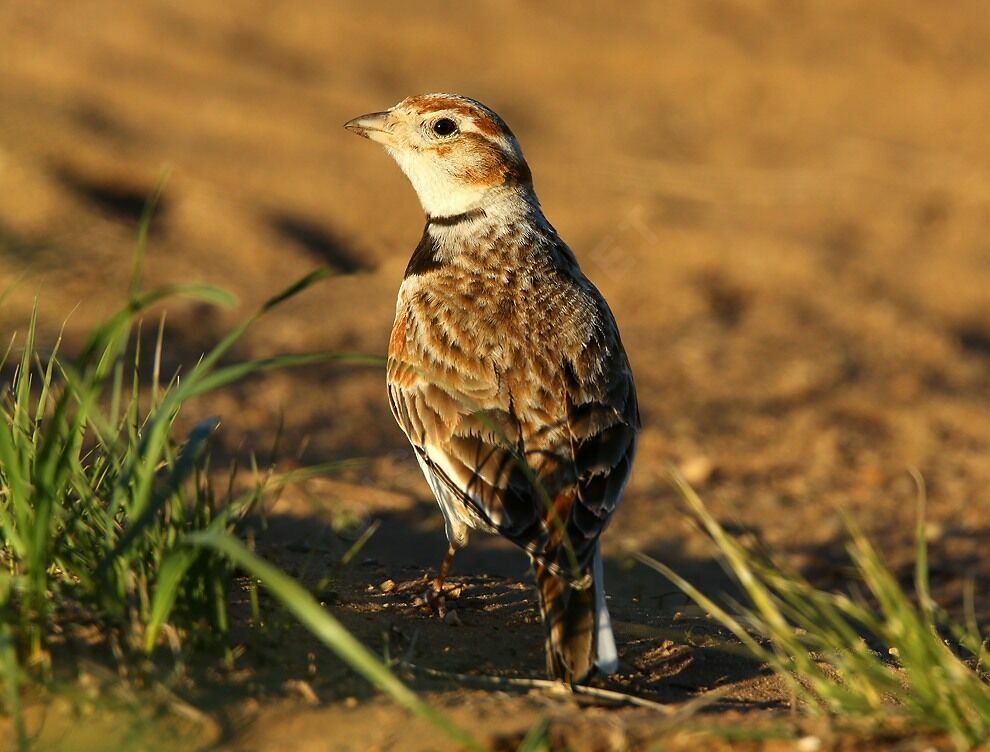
554 302 640 574
387 316 544 541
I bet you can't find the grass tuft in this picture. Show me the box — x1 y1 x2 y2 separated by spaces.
636 470 990 750
0 199 474 749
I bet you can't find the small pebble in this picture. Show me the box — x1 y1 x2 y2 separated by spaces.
380 578 397 593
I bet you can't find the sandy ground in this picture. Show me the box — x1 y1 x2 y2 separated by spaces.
2 1 990 749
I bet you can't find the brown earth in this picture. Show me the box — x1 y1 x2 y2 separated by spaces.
1 1 990 750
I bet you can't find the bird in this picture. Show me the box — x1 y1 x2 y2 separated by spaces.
345 93 639 684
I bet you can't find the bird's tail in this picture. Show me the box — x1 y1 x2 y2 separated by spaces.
534 542 617 684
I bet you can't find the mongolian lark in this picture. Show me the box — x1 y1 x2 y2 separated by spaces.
345 93 640 684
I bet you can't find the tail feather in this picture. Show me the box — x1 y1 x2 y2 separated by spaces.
534 542 616 683
535 562 594 683
593 545 618 674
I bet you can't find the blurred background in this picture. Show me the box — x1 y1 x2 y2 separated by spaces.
1 1 989 612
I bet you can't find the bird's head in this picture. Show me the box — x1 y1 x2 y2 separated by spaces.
345 93 532 218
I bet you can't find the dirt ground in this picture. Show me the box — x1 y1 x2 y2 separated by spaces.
2 1 990 749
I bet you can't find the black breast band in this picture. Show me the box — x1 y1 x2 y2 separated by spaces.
427 208 487 227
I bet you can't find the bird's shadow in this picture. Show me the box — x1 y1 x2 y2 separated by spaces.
229 497 775 714
227 487 990 720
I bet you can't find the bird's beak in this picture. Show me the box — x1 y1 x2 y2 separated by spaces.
344 111 393 144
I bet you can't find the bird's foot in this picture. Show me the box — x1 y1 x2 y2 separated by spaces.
424 585 447 619
422 580 465 619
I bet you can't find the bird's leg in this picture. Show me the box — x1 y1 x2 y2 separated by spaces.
425 544 457 618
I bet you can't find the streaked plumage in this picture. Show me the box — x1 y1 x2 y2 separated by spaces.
345 94 639 684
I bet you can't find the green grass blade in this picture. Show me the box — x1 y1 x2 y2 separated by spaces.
259 267 330 312
12 300 39 445
130 167 172 299
178 353 382 401
144 547 201 654
0 418 28 557
909 469 933 618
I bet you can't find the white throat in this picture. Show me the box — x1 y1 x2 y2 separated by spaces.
386 146 493 216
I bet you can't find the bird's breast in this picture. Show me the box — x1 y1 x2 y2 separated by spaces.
392 263 599 411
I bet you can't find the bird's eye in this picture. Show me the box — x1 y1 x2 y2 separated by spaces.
431 118 458 137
